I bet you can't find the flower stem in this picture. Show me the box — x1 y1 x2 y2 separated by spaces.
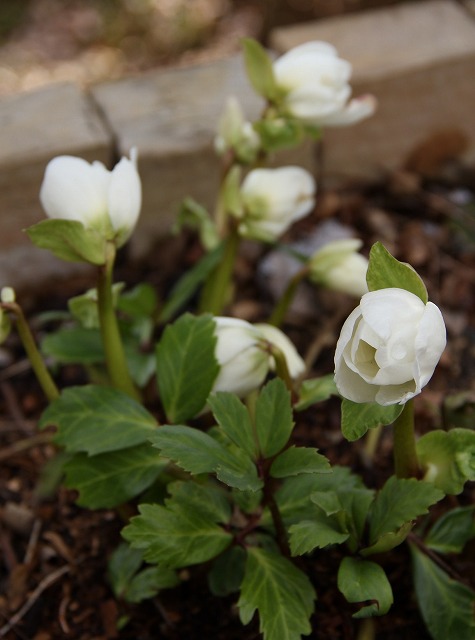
3 302 59 402
97 242 141 402
268 267 308 327
393 400 419 478
199 229 241 315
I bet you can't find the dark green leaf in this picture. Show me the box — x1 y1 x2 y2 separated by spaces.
117 283 158 318
366 242 428 303
238 547 316 640
289 517 349 555
338 557 393 617
64 445 167 508
255 378 294 458
108 542 144 599
242 38 280 102
341 399 403 442
208 391 257 459
368 476 444 546
126 566 180 603
208 546 246 596
122 501 232 568
158 244 224 324
42 328 104 364
156 313 219 423
150 425 262 492
295 374 338 411
26 218 106 265
411 544 475 640
425 506 475 554
270 446 331 478
167 480 232 524
39 385 158 455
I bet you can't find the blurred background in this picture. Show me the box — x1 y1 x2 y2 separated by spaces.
0 0 418 97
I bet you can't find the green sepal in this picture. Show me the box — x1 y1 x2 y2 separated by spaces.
341 398 403 441
417 428 475 495
155 313 219 423
338 557 393 618
237 547 316 640
254 117 304 152
366 242 428 303
26 219 107 265
242 38 281 102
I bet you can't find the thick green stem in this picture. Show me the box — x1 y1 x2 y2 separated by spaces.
97 243 141 402
268 267 308 327
393 400 419 478
5 303 59 402
199 229 241 315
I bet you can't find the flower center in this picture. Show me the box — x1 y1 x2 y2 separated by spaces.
354 340 379 376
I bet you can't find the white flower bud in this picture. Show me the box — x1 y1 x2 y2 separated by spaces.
334 288 446 406
238 166 316 241
39 149 141 248
273 41 376 127
1 287 16 304
212 317 305 397
214 97 260 163
308 238 368 297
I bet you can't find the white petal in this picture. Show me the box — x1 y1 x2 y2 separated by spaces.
414 302 447 387
108 154 142 244
334 357 377 403
316 95 377 127
255 323 305 379
375 380 418 406
40 156 108 226
360 289 425 341
334 306 362 370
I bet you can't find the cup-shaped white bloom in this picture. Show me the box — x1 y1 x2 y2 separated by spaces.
212 317 305 397
239 166 316 241
308 238 369 297
214 97 260 164
334 288 446 406
39 150 141 247
273 41 376 127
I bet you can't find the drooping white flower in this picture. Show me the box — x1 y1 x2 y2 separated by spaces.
39 149 141 247
334 288 446 406
212 317 305 397
273 41 376 127
308 238 369 297
238 166 316 241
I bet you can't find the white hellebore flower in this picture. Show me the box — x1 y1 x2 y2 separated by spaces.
40 149 142 248
212 317 305 397
239 166 316 241
334 288 446 406
309 238 369 297
273 41 376 127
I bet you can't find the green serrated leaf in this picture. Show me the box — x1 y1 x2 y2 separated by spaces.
368 476 444 546
167 480 232 524
158 244 224 324
425 506 475 554
270 446 331 478
156 313 219 423
295 374 338 411
289 516 349 556
26 218 106 265
126 565 180 603
122 501 232 568
108 542 144 599
341 399 403 442
208 546 246 597
208 391 257 459
64 444 167 508
242 38 280 102
238 547 316 640
42 327 104 364
39 385 158 455
150 425 262 492
417 429 475 495
338 557 393 618
366 242 428 303
255 378 294 458
118 283 158 319
410 544 475 640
